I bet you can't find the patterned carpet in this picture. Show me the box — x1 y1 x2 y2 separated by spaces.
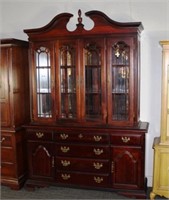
0 185 132 199
0 185 166 199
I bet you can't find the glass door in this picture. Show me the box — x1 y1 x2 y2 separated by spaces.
31 43 55 122
82 39 106 124
58 41 78 120
107 39 134 126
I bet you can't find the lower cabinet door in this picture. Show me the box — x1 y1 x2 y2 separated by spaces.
111 147 144 190
27 142 55 181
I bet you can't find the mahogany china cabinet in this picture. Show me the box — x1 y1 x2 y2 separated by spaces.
0 39 29 189
24 10 149 198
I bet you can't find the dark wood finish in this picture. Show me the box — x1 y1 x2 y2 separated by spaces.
24 10 148 199
0 39 29 189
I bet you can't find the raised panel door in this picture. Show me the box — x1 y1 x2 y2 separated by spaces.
111 147 143 190
0 47 11 127
27 142 54 181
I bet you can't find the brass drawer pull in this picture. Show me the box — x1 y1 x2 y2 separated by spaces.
61 174 70 180
61 160 70 167
93 162 103 169
93 136 102 142
36 132 44 138
121 136 130 143
93 148 103 155
94 176 103 184
0 137 5 143
60 133 68 140
60 146 70 153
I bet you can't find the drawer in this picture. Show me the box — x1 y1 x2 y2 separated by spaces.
54 131 109 144
1 148 14 162
56 171 110 188
56 157 109 173
55 144 109 159
27 130 53 141
1 134 12 147
111 134 142 146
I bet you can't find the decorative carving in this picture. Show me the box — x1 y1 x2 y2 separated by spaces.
60 133 69 140
61 174 71 180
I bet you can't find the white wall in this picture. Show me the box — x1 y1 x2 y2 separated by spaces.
1 0 169 187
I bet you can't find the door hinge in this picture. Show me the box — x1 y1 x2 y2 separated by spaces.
111 161 114 173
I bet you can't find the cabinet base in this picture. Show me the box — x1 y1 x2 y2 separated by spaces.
1 175 27 190
24 179 147 199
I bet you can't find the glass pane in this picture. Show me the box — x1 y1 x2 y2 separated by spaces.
85 43 101 119
112 41 130 121
37 93 52 117
35 46 52 118
37 68 51 93
60 45 76 119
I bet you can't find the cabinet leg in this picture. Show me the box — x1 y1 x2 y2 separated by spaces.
150 191 156 200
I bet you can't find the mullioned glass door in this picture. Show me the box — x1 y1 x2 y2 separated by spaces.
107 38 134 126
82 39 106 123
31 43 55 122
58 41 78 120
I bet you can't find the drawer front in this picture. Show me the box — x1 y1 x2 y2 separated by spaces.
1 163 15 177
56 171 110 188
1 148 14 162
56 144 109 159
56 157 109 173
111 134 142 146
27 130 53 141
1 134 12 147
54 131 109 144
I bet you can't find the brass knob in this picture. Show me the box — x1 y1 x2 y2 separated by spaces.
0 137 5 143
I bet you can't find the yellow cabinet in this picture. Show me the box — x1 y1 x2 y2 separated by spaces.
150 41 169 199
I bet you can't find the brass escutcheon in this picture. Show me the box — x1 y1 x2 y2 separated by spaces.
36 132 44 138
94 176 103 184
93 148 103 155
61 174 70 180
60 133 68 140
93 136 102 142
61 146 70 153
93 162 103 169
121 136 130 143
61 160 70 167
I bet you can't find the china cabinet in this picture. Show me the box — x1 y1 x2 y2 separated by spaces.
0 38 29 189
24 10 149 198
150 41 169 200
